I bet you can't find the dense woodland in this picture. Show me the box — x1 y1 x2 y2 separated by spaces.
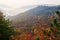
0 10 60 40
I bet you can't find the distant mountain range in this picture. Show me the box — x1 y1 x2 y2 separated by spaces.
7 5 60 28
9 5 60 21
0 5 38 16
0 5 60 28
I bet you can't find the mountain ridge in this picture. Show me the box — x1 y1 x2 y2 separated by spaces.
7 5 60 28
9 5 60 21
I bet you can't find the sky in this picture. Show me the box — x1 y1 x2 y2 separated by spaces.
0 0 60 8
0 0 60 16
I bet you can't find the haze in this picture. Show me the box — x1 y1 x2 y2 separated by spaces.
0 0 60 16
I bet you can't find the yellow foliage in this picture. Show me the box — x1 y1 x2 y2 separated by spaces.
45 27 50 32
34 29 40 35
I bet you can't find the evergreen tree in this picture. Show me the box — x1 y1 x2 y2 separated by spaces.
0 11 14 40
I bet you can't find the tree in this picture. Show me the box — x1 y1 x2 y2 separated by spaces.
0 11 14 40
49 10 60 39
34 38 39 40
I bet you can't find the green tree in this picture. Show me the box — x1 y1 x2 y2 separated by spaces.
0 11 14 40
49 10 60 39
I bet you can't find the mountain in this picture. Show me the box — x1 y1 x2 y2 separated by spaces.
9 5 60 21
8 5 60 28
7 5 37 16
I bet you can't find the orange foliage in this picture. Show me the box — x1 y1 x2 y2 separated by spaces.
45 27 50 32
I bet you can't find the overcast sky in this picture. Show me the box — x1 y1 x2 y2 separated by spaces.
0 0 60 8
0 0 60 16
